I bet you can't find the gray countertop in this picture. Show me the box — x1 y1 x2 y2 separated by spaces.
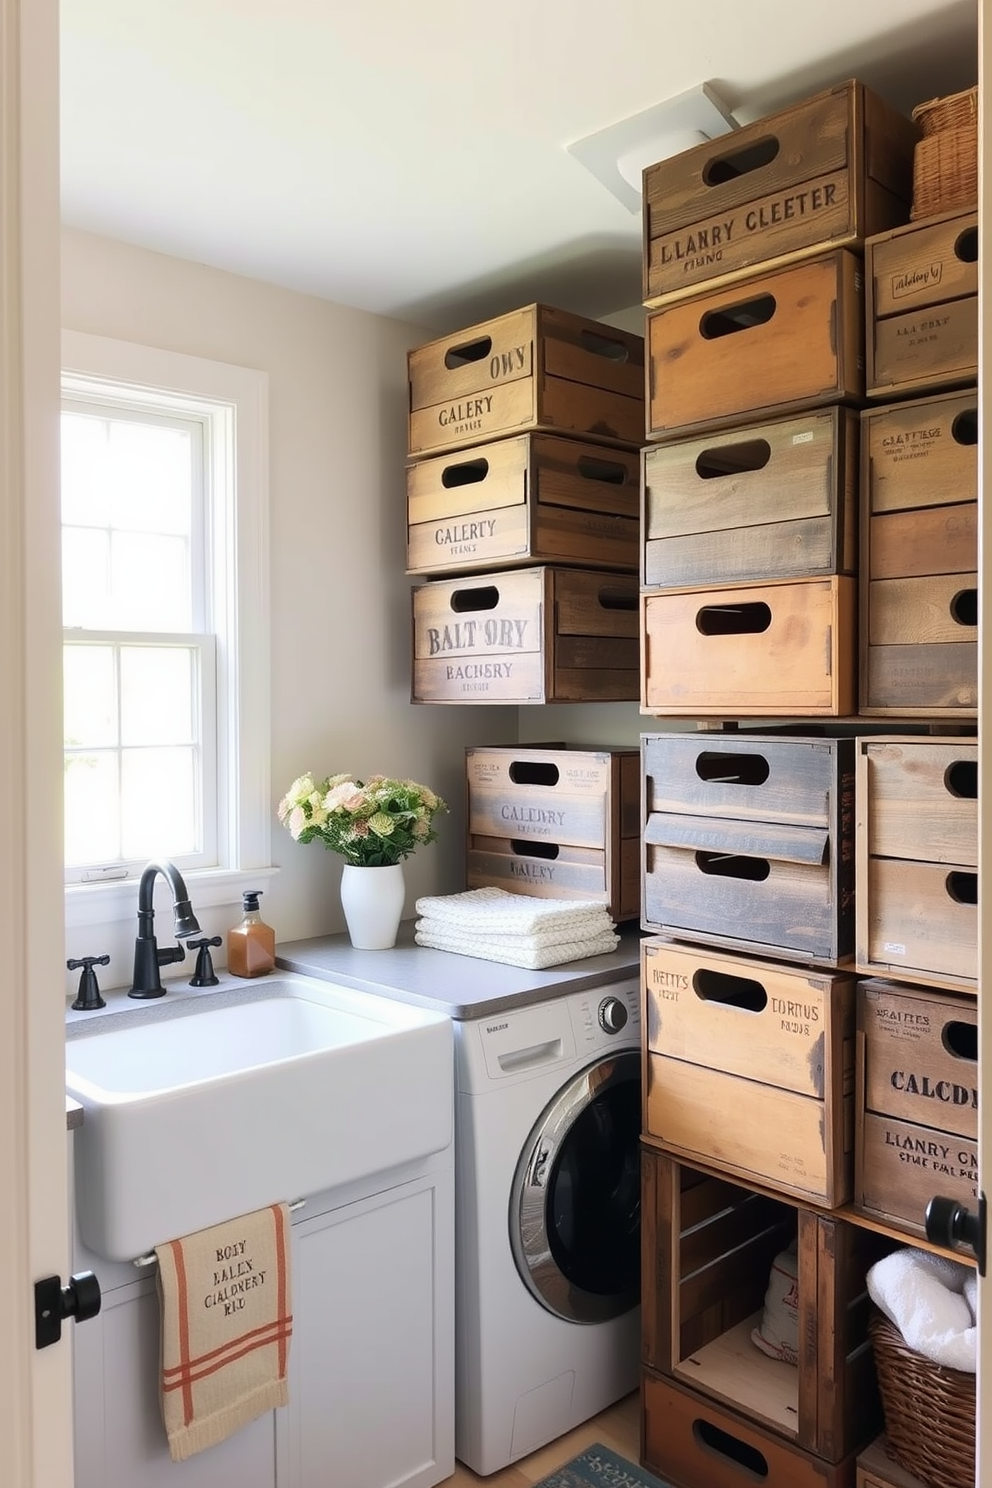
276 918 645 1019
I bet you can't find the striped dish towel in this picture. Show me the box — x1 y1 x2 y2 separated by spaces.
155 1202 293 1461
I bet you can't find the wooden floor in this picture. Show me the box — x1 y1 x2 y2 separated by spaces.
440 1390 640 1487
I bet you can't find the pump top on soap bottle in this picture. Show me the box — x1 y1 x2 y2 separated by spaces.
228 889 276 978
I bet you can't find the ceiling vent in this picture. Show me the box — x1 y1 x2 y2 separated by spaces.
565 82 739 213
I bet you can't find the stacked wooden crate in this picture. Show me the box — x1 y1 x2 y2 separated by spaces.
631 78 976 1488
407 304 644 705
464 743 640 921
640 79 918 722
851 193 980 1285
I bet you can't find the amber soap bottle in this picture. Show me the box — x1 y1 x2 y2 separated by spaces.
228 889 275 978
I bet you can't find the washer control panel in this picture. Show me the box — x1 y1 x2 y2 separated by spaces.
570 978 639 1051
598 995 629 1034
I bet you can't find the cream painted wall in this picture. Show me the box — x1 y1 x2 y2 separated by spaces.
60 227 520 974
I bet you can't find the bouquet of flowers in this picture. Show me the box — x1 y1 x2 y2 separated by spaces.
277 772 446 867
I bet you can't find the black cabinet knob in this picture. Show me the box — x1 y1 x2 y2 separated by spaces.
925 1193 986 1276
35 1270 102 1349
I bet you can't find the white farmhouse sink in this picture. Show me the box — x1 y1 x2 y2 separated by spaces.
67 975 453 1262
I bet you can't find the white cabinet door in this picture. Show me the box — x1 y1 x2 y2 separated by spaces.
72 1271 279 1488
282 1169 455 1488
73 1156 455 1488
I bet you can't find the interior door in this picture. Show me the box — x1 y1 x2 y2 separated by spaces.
0 0 73 1483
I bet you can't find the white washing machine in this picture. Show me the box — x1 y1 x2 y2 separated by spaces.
453 977 641 1475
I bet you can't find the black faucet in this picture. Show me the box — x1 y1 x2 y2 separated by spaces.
127 860 202 999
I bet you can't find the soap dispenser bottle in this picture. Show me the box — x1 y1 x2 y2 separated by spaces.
228 890 275 978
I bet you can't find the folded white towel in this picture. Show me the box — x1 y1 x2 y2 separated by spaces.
414 926 620 970
867 1246 976 1372
414 887 615 935
415 911 614 950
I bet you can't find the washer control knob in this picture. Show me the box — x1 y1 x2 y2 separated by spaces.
598 996 628 1034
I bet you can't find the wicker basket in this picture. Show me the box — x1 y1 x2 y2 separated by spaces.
910 87 978 220
869 1310 975 1488
912 86 978 136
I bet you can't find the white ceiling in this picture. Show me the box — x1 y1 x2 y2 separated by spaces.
60 0 978 331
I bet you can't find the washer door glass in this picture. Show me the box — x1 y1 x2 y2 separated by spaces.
510 1050 640 1323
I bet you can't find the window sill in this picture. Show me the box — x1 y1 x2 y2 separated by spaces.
65 866 280 929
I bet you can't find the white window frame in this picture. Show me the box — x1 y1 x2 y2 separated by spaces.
61 330 274 929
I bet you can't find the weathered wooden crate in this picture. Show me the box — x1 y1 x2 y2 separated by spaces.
641 1148 892 1463
646 250 864 442
465 744 639 920
406 432 639 577
411 565 638 705
643 79 917 306
855 737 977 992
857 1435 931 1488
642 407 859 589
641 576 857 717
642 937 856 1206
407 304 644 459
855 979 978 1240
641 732 856 966
860 388 978 716
643 1373 860 1488
866 210 978 399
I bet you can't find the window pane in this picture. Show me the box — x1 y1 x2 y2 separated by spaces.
61 413 111 527
121 747 197 859
108 421 192 536
111 532 191 631
62 527 111 629
120 646 194 746
65 752 120 865
64 645 118 748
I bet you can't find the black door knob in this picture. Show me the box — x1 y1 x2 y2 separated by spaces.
924 1193 986 1276
35 1269 102 1349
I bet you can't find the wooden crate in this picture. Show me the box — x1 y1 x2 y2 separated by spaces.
411 565 638 705
407 304 644 458
465 745 639 920
643 1372 859 1488
642 937 856 1205
860 388 978 716
406 432 639 577
643 79 917 306
855 979 978 1239
866 210 978 398
641 576 857 717
855 737 977 992
641 732 855 966
642 407 859 589
646 251 864 442
857 1434 931 1488
641 1148 892 1462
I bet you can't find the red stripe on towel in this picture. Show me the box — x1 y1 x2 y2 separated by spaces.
167 1238 196 1426
162 1318 294 1390
162 1313 295 1380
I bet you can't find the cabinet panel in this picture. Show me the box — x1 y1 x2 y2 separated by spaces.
290 1183 453 1488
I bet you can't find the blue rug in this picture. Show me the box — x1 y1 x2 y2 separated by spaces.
537 1444 674 1488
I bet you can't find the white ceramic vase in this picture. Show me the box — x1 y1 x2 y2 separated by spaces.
339 862 406 949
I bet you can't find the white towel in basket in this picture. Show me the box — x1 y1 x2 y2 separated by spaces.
867 1246 977 1372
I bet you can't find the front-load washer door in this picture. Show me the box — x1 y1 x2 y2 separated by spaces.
509 1051 640 1323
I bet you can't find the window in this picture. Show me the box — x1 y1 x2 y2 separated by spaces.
61 332 272 930
62 400 216 878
